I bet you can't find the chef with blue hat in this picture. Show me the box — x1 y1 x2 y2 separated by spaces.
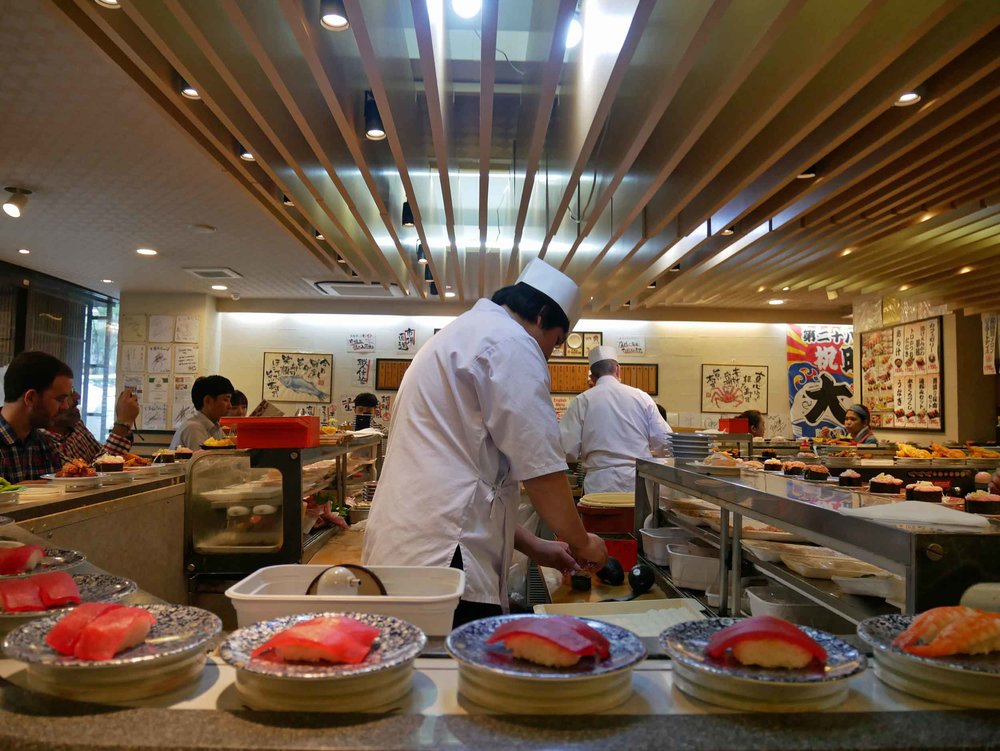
364 259 607 626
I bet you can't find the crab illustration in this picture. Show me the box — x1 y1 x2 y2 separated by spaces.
706 385 744 407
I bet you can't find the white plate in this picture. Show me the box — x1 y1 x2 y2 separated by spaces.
40 474 103 489
831 574 903 599
686 461 741 476
94 471 136 485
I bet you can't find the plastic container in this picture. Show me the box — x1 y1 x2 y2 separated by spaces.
578 505 634 535
639 527 690 566
604 537 637 570
666 544 719 591
225 564 465 636
220 416 320 449
746 585 852 633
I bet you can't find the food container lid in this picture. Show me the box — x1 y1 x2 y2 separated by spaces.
252 504 277 515
227 506 250 517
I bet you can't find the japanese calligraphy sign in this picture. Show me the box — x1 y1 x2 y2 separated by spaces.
397 328 416 352
262 352 333 404
701 364 768 413
786 324 855 438
347 333 375 353
983 313 997 376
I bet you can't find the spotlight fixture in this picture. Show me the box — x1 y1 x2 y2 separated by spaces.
782 286 790 291
319 0 349 30
566 11 583 49
899 284 910 292
211 285 228 291
416 244 427 264
767 299 784 305
281 194 294 207
894 91 921 107
93 0 120 7
136 248 158 256
178 77 200 100
337 256 348 265
238 143 254 161
429 282 439 296
401 201 414 227
840 248 853 257
958 266 974 274
424 264 434 282
444 287 457 298
826 289 839 301
102 279 114 284
451 0 481 19
796 164 818 179
2 187 31 218
647 280 657 289
669 263 681 272
314 229 325 241
720 226 734 236
18 248 29 255
364 90 386 141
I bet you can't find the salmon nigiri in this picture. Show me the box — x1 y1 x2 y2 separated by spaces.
251 616 381 664
73 606 156 661
706 616 827 669
0 577 44 612
45 602 124 656
0 544 45 575
486 616 611 668
33 572 81 608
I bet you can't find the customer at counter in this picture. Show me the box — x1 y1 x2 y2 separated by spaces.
738 409 765 438
169 375 234 449
844 403 878 444
363 259 607 626
0 351 73 482
560 345 672 494
227 390 248 418
42 389 139 462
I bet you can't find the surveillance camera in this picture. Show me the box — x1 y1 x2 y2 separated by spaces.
230 292 241 301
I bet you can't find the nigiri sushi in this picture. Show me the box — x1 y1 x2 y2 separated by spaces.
0 544 45 575
894 607 1000 657
251 616 381 664
33 571 81 608
72 606 156 661
706 616 827 669
486 616 611 668
46 602 124 656
0 577 44 612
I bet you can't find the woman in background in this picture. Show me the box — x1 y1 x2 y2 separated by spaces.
228 390 248 417
843 403 878 444
738 409 765 438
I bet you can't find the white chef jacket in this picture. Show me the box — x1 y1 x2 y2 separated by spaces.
560 375 672 494
362 299 568 606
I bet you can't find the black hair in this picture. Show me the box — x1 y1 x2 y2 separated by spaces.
656 404 667 420
737 410 763 431
231 390 248 408
354 392 379 409
491 282 570 333
4 351 73 403
590 359 617 378
191 375 234 409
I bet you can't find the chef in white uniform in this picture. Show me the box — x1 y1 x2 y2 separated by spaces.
560 345 672 494
363 259 607 626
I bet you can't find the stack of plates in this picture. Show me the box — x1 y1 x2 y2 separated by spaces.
220 612 425 712
668 434 714 462
446 615 646 714
362 481 378 504
857 615 1000 708
660 618 865 712
3 604 221 703
578 492 633 509
0 573 136 636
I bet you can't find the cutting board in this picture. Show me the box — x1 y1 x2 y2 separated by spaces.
540 566 666 605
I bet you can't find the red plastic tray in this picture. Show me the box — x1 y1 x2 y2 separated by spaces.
219 416 320 449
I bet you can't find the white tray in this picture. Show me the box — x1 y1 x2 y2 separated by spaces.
533 598 704 637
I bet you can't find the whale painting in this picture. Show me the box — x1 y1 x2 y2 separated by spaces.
263 352 333 403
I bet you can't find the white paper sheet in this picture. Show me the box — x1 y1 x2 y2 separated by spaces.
146 344 172 373
148 315 175 343
121 344 145 374
172 376 197 429
175 345 198 374
174 315 199 343
121 315 147 342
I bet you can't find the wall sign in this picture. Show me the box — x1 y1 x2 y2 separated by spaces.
786 324 854 438
262 352 333 403
700 364 768 413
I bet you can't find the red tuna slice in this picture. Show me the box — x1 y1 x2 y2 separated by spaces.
73 606 156 661
0 545 45 575
45 602 125 655
0 578 44 612
553 616 611 660
251 616 381 664
486 617 603 659
706 615 827 663
33 572 81 608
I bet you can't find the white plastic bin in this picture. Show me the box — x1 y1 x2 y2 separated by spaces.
226 565 465 636
746 584 852 633
639 527 690 566
666 544 719 591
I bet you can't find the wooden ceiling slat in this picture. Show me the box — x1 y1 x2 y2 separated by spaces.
477 0 499 299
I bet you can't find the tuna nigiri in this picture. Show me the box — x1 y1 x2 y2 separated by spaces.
45 602 124 656
33 571 81 608
486 616 611 668
0 544 45 575
0 577 45 612
72 606 156 661
251 616 381 664
706 616 827 669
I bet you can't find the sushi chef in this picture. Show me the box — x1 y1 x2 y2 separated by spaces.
363 259 607 626
843 403 878 445
560 346 672 494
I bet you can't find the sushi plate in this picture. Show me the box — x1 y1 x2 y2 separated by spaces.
219 612 426 713
40 474 103 490
3 604 221 704
0 574 137 634
0 543 86 578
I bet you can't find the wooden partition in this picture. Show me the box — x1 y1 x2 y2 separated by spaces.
375 358 412 390
548 363 658 395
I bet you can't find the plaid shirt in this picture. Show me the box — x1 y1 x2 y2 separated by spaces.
41 423 133 464
0 414 64 484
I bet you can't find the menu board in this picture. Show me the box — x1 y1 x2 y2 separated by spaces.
859 316 943 430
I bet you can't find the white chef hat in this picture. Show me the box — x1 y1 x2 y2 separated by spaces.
516 258 581 330
588 345 618 366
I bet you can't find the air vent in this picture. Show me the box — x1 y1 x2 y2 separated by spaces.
184 267 243 280
312 280 405 298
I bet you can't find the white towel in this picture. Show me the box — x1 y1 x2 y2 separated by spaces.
840 501 991 528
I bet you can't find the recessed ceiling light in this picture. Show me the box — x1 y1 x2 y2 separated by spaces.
314 230 325 241
894 91 921 106
102 279 114 284
238 143 254 161
566 14 583 49
451 0 481 19
768 299 784 305
3 187 31 218
211 285 228 291
720 227 734 236
93 0 120 7
444 290 457 298
782 286 790 291
18 248 29 255
136 248 158 256
319 0 349 30
757 285 766 293
899 284 910 291
958 266 973 274
840 248 853 256
796 165 818 179
179 78 200 100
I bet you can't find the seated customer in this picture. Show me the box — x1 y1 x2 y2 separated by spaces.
0 352 74 482
738 409 765 438
228 390 248 417
170 375 234 449
42 388 139 462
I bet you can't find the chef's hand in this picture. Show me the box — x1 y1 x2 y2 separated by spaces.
528 538 578 575
569 533 608 572
990 470 1000 495
115 388 140 425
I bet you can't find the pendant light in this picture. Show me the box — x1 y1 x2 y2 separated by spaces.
319 0 349 31
416 244 427 264
424 263 434 281
178 77 200 100
238 143 254 161
364 90 386 141
401 201 414 227
2 188 31 218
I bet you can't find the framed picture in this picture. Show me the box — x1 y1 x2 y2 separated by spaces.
550 341 566 358
583 332 603 352
565 332 584 358
262 352 333 403
701 364 768 413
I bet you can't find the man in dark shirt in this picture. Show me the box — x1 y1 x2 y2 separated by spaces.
0 352 75 483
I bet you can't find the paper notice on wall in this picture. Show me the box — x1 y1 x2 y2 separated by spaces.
904 377 917 427
397 328 416 352
172 376 197 429
148 316 174 343
552 395 572 421
347 333 375 353
174 316 199 343
175 345 199 374
121 315 146 342
142 376 169 430
122 344 145 374
147 344 172 373
926 317 940 374
983 313 997 375
351 357 372 386
617 336 645 355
